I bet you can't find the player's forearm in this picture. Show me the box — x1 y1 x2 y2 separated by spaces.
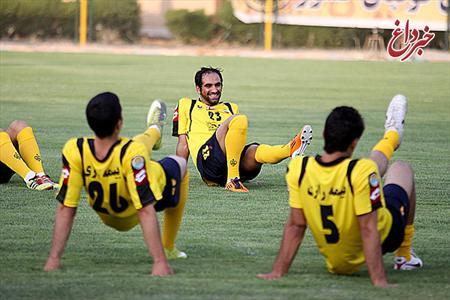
48 204 76 259
176 135 189 160
272 222 306 275
138 205 168 264
359 215 388 286
363 235 387 285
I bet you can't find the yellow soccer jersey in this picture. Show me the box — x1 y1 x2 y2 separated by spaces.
286 156 393 275
172 97 239 166
56 137 166 231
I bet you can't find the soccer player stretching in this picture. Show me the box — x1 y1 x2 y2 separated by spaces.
44 92 189 276
258 95 423 287
173 67 313 192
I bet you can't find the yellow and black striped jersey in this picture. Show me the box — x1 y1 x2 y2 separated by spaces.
286 155 393 274
56 137 166 231
172 98 239 166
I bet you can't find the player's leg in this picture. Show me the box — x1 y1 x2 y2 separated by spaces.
0 124 53 190
239 144 261 177
159 155 188 259
216 116 313 192
383 161 422 270
215 114 248 190
371 95 407 176
249 124 313 166
133 100 167 156
133 127 161 157
0 127 31 184
10 121 44 174
9 120 58 188
236 125 313 182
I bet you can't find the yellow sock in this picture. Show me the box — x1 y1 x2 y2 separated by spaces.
162 171 189 250
372 130 399 160
0 131 33 180
254 143 290 164
225 115 247 180
16 127 45 174
133 126 161 157
395 224 414 260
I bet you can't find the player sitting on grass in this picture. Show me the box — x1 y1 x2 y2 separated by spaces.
44 92 189 276
173 67 313 192
0 120 58 190
258 95 423 287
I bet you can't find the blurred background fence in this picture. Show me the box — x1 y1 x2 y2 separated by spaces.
0 0 448 50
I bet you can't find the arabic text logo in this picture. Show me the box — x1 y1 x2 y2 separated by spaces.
387 19 435 62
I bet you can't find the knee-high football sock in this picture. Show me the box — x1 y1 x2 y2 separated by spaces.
395 224 414 260
133 126 161 157
254 143 290 164
162 172 189 250
372 130 400 160
16 127 45 174
0 131 34 180
225 115 247 180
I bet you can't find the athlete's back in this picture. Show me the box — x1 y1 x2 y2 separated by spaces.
286 155 392 274
57 137 166 231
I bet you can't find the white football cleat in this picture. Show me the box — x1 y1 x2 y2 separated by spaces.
146 100 167 150
394 250 423 270
290 125 313 158
385 94 407 149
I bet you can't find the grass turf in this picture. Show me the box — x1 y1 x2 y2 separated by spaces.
0 51 449 299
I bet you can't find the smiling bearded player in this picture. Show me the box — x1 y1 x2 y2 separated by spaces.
172 67 313 193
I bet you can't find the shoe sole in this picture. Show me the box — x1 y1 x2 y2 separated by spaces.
292 125 313 157
28 182 53 190
147 100 167 150
385 95 407 149
146 100 167 128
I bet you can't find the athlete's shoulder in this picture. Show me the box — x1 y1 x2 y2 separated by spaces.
62 137 87 166
353 158 379 174
63 137 79 149
286 155 311 183
62 137 86 154
220 100 239 114
121 138 146 158
348 158 381 194
288 155 305 170
178 97 195 107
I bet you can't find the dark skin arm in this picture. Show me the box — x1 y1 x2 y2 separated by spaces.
257 208 307 279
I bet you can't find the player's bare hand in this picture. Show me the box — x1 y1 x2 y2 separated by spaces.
151 261 173 277
44 257 61 272
257 272 283 280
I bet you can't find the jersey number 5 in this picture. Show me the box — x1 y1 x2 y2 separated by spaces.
320 205 339 244
89 181 129 214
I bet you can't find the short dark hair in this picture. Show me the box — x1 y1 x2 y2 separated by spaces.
194 67 223 88
323 106 365 153
86 92 122 138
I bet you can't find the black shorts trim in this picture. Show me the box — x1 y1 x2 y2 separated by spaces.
0 161 15 184
153 157 182 212
381 184 410 254
196 134 261 186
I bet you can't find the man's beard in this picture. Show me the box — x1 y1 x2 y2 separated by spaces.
201 91 221 106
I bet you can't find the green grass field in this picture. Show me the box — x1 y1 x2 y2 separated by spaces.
0 51 449 299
